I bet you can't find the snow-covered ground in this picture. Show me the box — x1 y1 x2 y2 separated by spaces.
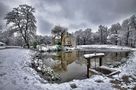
0 46 6 49
0 49 45 90
36 44 136 52
36 45 61 51
0 46 22 49
0 48 136 90
77 45 136 51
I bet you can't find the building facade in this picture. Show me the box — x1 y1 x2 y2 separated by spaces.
52 31 76 47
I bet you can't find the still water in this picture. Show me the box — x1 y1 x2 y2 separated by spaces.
32 49 130 83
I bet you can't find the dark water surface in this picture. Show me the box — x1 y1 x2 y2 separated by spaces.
32 49 130 83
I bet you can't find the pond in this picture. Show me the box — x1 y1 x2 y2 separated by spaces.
31 49 131 83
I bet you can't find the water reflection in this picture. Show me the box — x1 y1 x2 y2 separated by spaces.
51 51 87 83
32 50 130 83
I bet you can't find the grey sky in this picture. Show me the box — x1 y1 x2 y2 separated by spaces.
0 0 136 35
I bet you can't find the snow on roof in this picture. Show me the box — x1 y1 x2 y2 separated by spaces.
84 53 105 58
55 35 61 39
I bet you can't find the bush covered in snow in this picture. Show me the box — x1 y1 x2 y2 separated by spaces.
31 52 61 82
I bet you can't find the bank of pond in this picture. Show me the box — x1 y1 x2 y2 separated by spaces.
31 49 132 83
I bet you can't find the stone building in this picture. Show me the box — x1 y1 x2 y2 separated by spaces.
52 31 76 47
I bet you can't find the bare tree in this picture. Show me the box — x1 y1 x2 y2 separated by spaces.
82 28 92 45
4 4 36 48
128 15 136 47
51 25 67 45
98 25 108 44
121 19 130 46
109 23 121 45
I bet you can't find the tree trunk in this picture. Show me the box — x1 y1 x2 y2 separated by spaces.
25 12 30 48
100 30 103 44
126 27 130 46
115 39 118 45
83 38 86 45
26 43 30 48
23 36 30 48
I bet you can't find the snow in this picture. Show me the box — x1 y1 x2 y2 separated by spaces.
0 46 6 49
37 45 77 52
0 46 22 49
77 44 136 51
0 42 5 45
36 44 135 52
118 52 136 77
84 53 105 58
63 46 76 50
109 51 136 89
0 48 112 90
0 49 44 90
37 45 60 51
0 48 136 90
99 66 118 72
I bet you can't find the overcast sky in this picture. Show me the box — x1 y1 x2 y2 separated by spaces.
0 0 136 35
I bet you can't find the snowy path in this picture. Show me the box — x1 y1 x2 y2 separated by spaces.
0 48 136 90
0 49 44 90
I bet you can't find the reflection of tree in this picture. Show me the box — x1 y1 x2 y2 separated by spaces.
75 51 85 65
52 51 78 72
103 52 129 67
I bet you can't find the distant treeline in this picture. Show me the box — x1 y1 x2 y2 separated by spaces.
73 15 136 48
0 14 136 48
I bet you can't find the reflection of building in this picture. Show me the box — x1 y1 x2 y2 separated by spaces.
52 51 78 71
